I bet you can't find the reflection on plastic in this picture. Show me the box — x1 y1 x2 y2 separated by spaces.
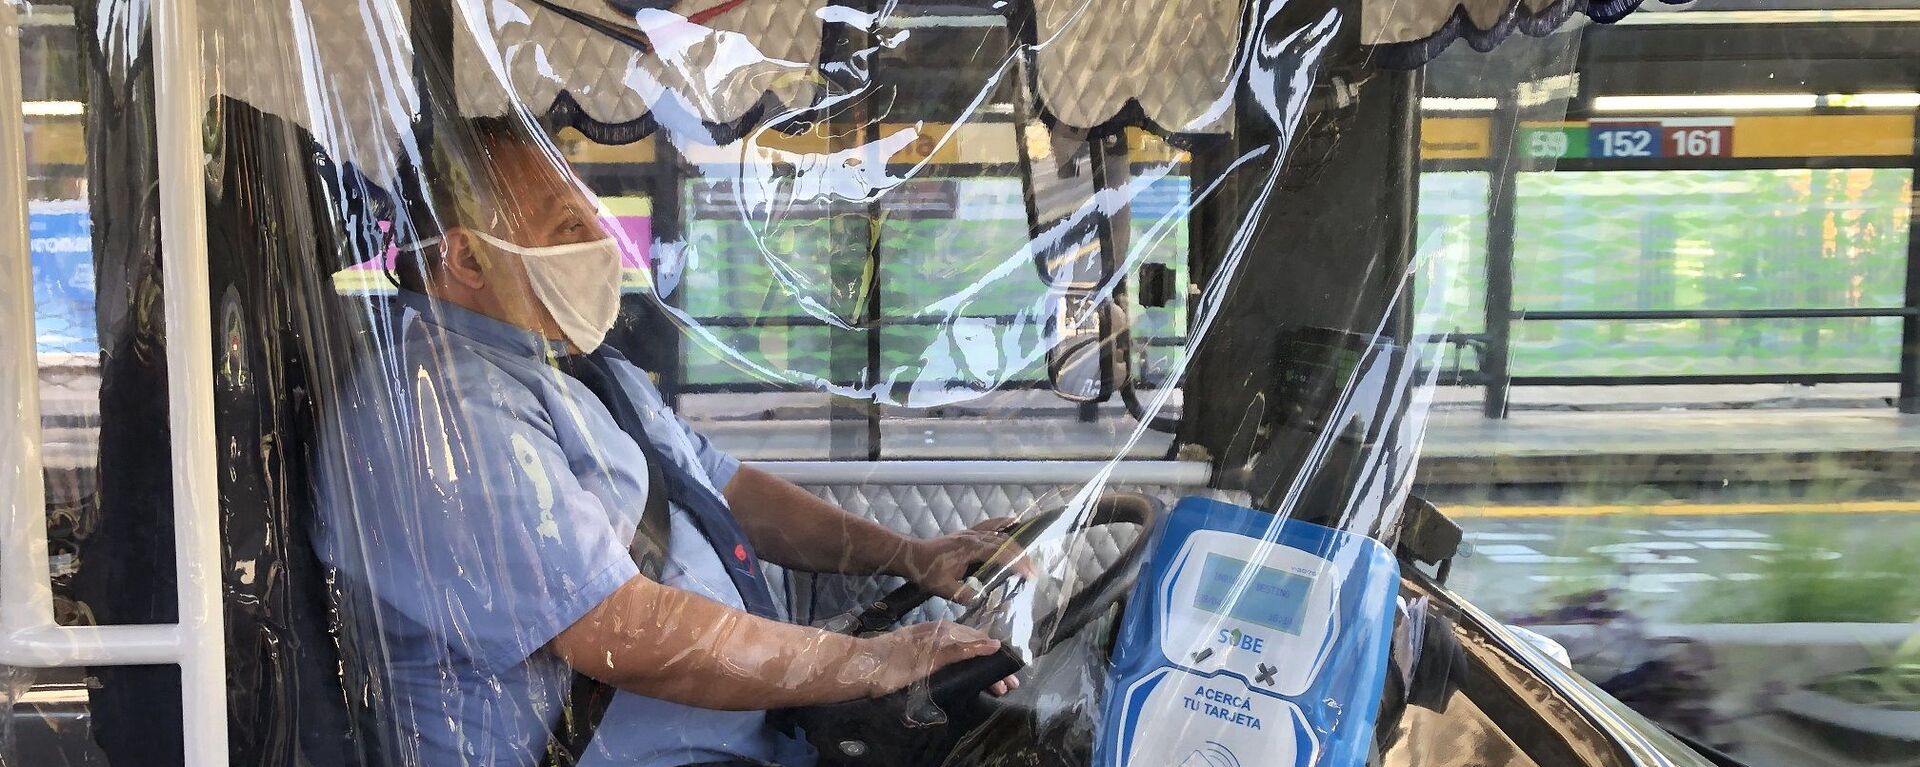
2 0 1501 765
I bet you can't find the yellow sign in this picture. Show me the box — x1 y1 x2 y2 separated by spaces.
577 124 1191 167
1421 117 1492 160
600 196 652 217
1731 115 1912 158
1509 114 1913 162
557 129 657 165
24 121 85 167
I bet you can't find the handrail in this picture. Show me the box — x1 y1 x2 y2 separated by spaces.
153 0 231 761
1486 305 1917 391
0 0 63 661
1514 307 1917 321
0 2 230 764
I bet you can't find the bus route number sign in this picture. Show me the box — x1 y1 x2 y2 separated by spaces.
1589 123 1661 158
1664 124 1732 158
1587 121 1734 160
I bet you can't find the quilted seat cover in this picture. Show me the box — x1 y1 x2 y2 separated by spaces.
199 0 1654 176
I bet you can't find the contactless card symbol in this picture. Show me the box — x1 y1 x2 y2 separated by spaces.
1179 741 1240 767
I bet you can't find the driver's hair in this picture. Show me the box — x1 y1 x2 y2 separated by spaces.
392 116 548 293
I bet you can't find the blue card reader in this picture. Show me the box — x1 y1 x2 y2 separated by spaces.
1097 497 1400 767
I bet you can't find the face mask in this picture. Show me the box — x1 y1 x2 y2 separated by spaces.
469 229 623 354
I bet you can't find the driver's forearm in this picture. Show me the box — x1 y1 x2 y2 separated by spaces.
549 575 888 710
723 464 919 577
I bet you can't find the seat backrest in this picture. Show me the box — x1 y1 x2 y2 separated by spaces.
202 97 388 767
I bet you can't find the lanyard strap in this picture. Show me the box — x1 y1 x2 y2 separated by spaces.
557 353 779 618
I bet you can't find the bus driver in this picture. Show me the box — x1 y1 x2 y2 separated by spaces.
314 117 1025 767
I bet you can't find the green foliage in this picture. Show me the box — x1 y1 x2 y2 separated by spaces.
1419 167 1915 379
1684 519 1920 624
1807 663 1920 711
676 183 1190 389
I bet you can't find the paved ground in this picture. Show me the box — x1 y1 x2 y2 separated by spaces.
1443 510 1920 624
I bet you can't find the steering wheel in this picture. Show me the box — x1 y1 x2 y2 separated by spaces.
776 492 1166 767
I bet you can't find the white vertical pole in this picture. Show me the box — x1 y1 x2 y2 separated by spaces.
0 0 57 645
1 0 203 674
0 0 183 665
151 0 231 763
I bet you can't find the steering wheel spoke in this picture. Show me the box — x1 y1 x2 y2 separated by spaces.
787 492 1167 767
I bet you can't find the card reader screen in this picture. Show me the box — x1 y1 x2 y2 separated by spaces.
1192 553 1313 634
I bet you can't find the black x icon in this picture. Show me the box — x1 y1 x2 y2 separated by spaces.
1255 663 1277 686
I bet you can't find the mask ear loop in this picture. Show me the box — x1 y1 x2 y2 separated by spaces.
387 235 447 291
380 225 403 291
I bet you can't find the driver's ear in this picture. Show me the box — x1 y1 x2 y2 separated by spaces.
439 228 489 291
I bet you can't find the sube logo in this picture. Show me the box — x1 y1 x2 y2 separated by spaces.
1215 627 1265 654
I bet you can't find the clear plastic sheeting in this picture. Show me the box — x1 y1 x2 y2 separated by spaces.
0 1 1688 767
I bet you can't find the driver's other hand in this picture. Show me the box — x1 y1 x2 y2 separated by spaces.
906 516 1037 601
987 673 1020 698
863 621 1001 697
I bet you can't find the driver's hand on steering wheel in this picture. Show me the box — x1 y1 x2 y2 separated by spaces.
902 517 1037 602
863 621 1023 698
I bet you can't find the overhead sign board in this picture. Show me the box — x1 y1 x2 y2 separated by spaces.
1515 114 1913 162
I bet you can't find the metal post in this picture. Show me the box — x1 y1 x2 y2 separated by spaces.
863 123 883 461
0 0 56 651
1899 111 1920 414
1 0 189 673
152 0 232 762
818 12 880 461
1482 96 1519 419
649 144 689 406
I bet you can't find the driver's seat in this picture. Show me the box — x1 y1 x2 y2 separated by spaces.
196 97 392 766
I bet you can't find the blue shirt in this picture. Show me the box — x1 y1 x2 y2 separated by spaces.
313 291 815 767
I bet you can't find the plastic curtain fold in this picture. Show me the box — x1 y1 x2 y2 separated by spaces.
1 0 1589 765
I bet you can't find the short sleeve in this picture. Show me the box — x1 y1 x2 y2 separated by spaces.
670 405 742 490
334 355 640 672
613 357 742 490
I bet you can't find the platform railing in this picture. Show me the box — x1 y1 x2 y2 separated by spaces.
1456 97 1920 418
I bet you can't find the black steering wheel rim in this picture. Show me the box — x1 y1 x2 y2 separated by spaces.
779 492 1166 767
837 491 1164 652
1024 492 1163 657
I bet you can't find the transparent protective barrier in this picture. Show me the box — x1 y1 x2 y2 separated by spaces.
0 1 1757 767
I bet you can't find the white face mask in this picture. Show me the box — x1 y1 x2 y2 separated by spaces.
469 229 623 354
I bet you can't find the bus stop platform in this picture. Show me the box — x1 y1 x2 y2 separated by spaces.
33 363 1920 501
1417 384 1920 498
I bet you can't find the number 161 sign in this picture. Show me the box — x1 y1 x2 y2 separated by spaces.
1666 124 1732 157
